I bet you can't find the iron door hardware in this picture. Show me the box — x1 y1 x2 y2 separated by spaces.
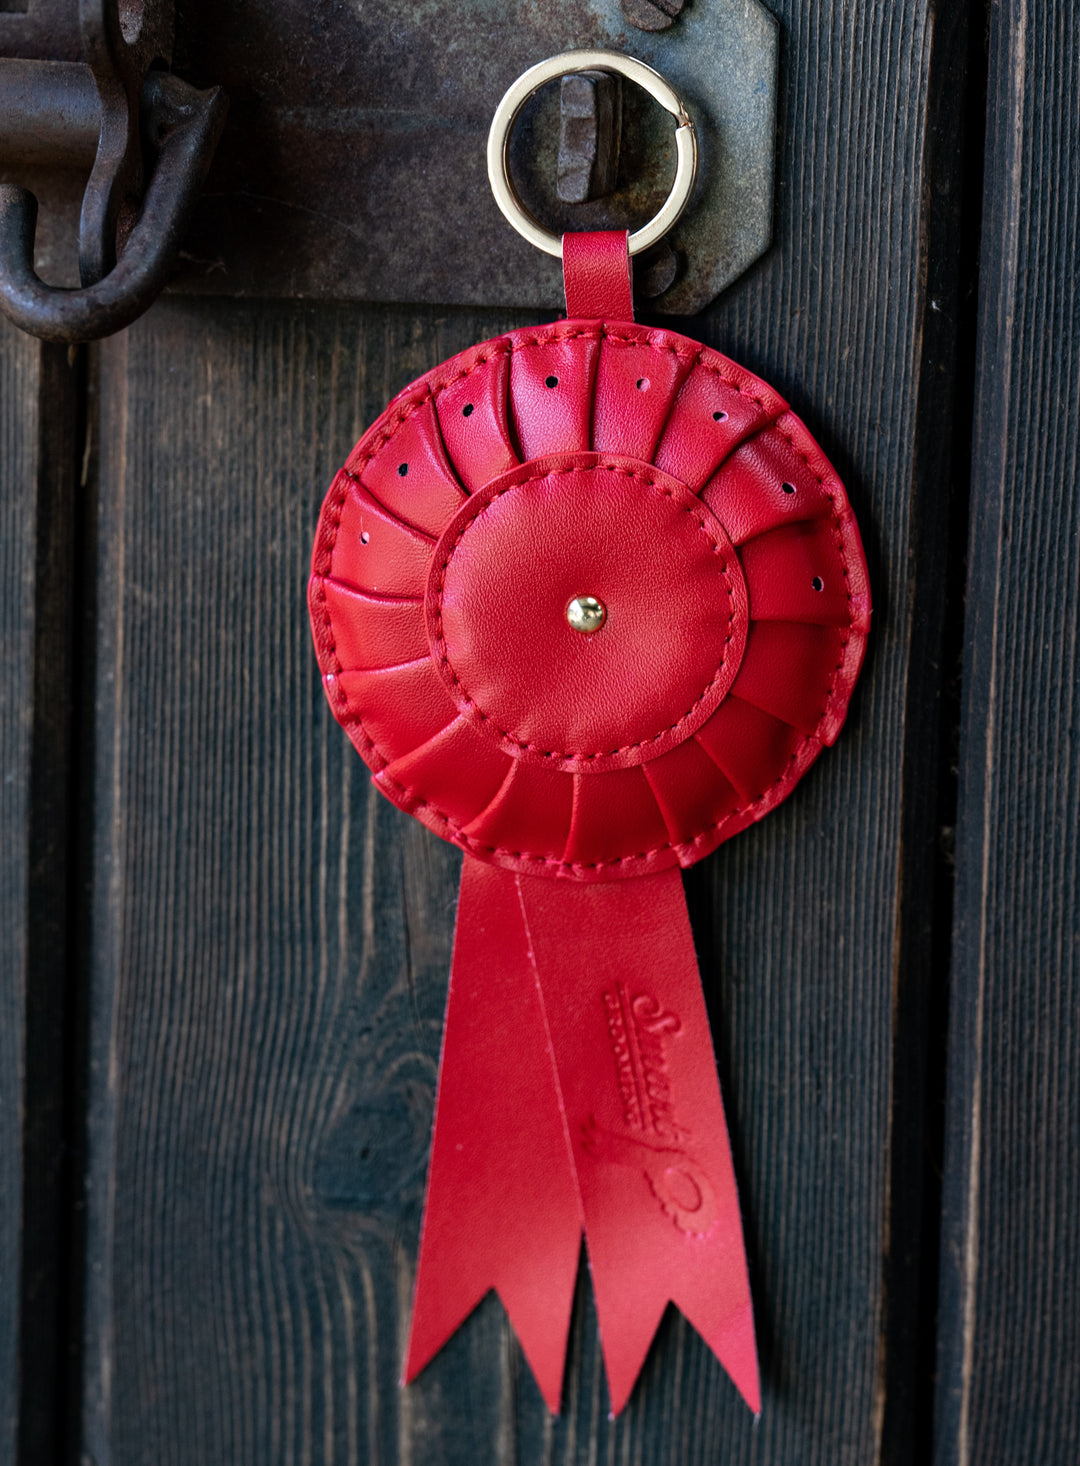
0 0 225 342
0 0 776 323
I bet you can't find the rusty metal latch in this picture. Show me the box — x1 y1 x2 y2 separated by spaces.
0 0 225 342
0 0 776 318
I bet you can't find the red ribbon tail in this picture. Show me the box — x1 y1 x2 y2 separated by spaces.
406 858 758 1417
517 869 760 1416
404 856 582 1412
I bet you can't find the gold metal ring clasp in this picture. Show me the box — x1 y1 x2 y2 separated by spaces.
486 50 698 260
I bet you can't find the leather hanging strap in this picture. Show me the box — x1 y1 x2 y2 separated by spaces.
562 230 634 322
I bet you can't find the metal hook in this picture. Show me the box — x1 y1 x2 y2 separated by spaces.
0 72 225 342
0 0 225 342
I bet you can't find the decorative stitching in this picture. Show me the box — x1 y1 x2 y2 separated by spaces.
689 344 770 413
310 325 865 872
318 326 772 529
369 729 820 873
770 413 854 716
428 462 739 761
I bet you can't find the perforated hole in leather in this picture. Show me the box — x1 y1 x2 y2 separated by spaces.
308 320 871 879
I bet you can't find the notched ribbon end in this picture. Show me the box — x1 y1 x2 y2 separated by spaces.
404 855 761 1416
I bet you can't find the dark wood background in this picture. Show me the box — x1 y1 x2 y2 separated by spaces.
2 0 1077 1462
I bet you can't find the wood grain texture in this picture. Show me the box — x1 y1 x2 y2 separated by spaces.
0 317 40 1466
934 5 1080 1463
80 1 971 1460
0 323 80 1464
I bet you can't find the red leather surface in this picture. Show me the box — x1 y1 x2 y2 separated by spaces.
428 454 748 770
463 758 573 855
433 344 519 493
309 247 873 1418
644 737 742 845
693 693 805 804
562 229 634 321
403 856 582 1411
350 393 466 536
653 352 787 491
592 325 697 462
309 319 871 879
328 471 435 597
317 580 427 671
508 328 601 458
562 765 671 867
383 715 511 826
405 856 759 1416
329 660 449 765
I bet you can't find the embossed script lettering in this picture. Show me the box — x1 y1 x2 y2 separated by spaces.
593 984 719 1236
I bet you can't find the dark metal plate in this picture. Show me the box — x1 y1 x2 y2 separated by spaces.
2 0 777 313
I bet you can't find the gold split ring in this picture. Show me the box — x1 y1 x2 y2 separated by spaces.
487 50 698 260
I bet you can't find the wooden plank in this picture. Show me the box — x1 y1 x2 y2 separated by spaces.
933 5 1080 1463
80 0 973 1458
0 322 80 1463
79 301 531 1462
0 316 39 1466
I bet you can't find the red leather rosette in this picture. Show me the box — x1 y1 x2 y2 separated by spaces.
309 236 870 1416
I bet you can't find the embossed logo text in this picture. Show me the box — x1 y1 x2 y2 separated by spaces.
591 984 719 1237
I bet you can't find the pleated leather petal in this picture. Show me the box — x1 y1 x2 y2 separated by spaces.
694 696 804 805
591 325 696 461
310 321 872 879
433 345 520 492
509 326 601 459
354 394 467 535
463 761 574 865
331 477 434 597
701 430 839 545
653 356 785 492
739 521 855 626
331 660 454 765
562 767 671 870
728 622 849 735
381 717 513 827
644 739 742 847
317 581 427 671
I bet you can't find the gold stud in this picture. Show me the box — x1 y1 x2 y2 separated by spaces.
566 595 607 633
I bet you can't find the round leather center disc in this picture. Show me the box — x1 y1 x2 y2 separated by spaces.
425 453 749 773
